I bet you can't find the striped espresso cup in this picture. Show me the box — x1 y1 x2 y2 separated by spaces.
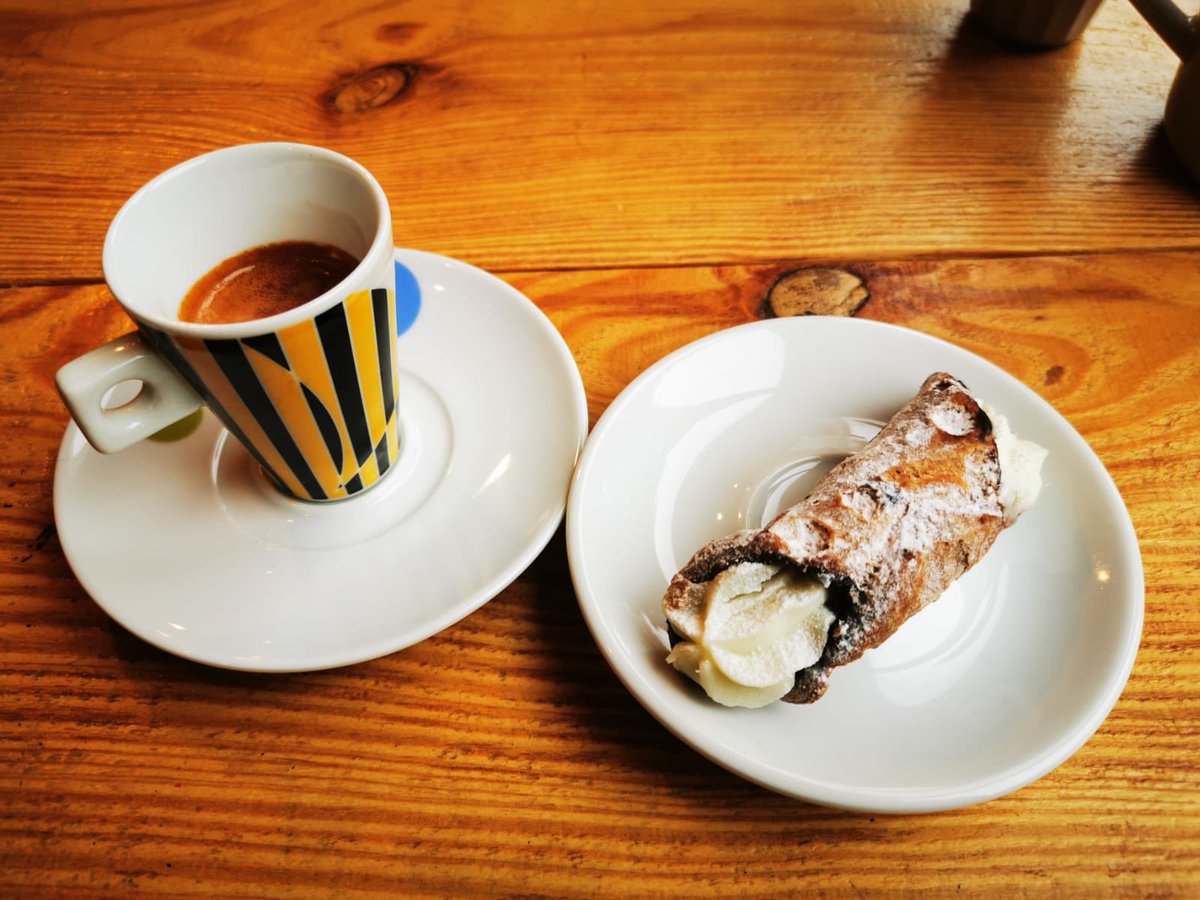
56 143 399 502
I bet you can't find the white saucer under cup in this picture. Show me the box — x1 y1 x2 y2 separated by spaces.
566 317 1143 814
54 249 588 672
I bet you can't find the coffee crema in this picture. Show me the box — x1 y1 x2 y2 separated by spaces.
178 240 359 325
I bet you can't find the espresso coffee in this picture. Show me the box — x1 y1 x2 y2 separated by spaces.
179 240 359 325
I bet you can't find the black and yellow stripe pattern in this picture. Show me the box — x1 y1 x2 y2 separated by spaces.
142 286 399 501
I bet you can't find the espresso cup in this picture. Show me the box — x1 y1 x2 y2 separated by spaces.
1129 0 1200 182
56 143 399 502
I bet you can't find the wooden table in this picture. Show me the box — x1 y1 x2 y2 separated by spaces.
3 0 1198 895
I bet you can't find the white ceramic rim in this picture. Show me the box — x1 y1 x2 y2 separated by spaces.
565 316 1144 813
54 249 589 672
101 142 393 340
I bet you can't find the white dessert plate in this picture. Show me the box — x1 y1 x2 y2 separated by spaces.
55 249 587 672
566 317 1143 814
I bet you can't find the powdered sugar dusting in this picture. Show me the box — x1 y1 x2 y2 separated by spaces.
929 403 978 436
762 375 1005 675
663 372 1031 705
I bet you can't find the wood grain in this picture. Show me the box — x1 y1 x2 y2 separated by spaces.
1 0 1198 283
2 249 1198 896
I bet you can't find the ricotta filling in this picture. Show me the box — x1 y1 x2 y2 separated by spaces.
984 405 1048 522
666 562 833 708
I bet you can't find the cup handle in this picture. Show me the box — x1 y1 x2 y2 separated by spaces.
55 331 204 453
1129 0 1197 60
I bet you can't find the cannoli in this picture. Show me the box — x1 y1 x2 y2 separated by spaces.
663 372 1047 708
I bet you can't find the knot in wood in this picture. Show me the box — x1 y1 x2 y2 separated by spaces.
330 63 415 114
764 267 868 318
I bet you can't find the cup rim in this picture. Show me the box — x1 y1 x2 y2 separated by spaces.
101 142 393 340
